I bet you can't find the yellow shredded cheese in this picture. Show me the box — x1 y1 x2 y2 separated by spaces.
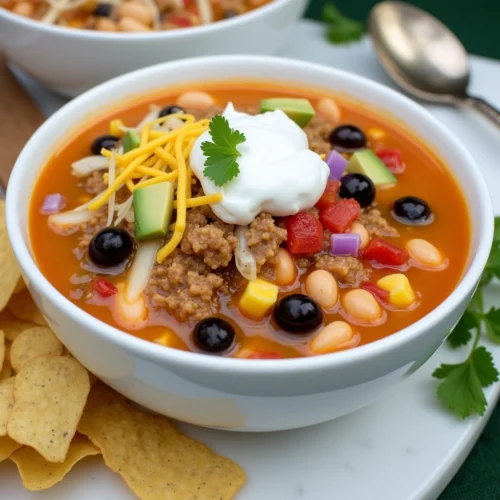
89 113 219 262
186 167 192 198
157 131 188 264
154 147 178 168
173 193 223 209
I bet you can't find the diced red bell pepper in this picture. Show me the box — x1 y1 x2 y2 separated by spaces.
363 238 408 267
315 180 340 210
319 198 360 233
285 212 324 254
92 278 118 298
248 351 281 359
376 148 405 174
361 282 390 304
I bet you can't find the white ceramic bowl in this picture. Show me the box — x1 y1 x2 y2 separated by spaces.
0 0 306 97
6 55 493 432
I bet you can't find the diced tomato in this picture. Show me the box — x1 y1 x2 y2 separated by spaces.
285 212 324 254
376 148 405 174
361 282 390 303
92 278 118 298
168 14 192 27
362 238 408 267
248 351 281 359
315 180 340 210
319 199 360 233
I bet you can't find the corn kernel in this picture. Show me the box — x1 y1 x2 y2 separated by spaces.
110 119 125 137
377 273 415 307
367 127 386 141
239 279 279 320
154 330 175 347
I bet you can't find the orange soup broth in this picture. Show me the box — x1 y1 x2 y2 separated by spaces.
29 83 470 358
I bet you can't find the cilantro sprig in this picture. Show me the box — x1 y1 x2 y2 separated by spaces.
201 115 246 187
322 3 365 45
433 217 500 418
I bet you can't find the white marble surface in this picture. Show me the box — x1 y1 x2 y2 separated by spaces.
4 19 500 500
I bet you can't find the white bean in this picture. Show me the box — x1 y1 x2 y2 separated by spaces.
311 321 354 354
342 289 382 322
407 238 444 268
316 98 341 125
305 270 338 309
119 1 153 26
12 1 34 16
274 248 297 286
350 221 370 250
118 16 151 32
96 17 118 31
177 91 215 111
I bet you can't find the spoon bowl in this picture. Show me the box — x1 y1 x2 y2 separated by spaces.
369 1 500 126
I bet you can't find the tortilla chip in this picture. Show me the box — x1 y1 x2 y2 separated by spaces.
78 384 246 500
8 289 48 327
0 377 14 436
0 200 22 311
10 326 63 373
13 277 26 295
0 329 4 372
0 435 22 461
8 355 90 462
0 359 12 380
0 310 35 342
10 433 100 491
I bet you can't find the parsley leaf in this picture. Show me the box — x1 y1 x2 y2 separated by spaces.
201 115 246 187
447 310 477 348
322 3 365 45
484 307 500 344
434 356 488 418
432 216 500 419
474 347 499 386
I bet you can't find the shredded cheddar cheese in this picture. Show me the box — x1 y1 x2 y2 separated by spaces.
86 112 220 264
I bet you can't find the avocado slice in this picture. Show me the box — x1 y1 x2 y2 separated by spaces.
133 181 174 241
122 130 141 153
259 98 315 127
346 149 397 186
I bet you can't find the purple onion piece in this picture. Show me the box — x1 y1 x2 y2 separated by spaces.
40 194 66 215
325 150 348 180
330 233 361 257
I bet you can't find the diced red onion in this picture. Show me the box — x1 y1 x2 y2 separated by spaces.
326 150 348 180
40 194 66 215
330 233 361 257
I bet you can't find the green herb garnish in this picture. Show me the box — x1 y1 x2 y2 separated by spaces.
322 3 365 45
433 217 500 418
201 115 246 187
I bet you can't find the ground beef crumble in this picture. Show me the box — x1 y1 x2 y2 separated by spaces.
180 206 237 270
314 254 370 286
359 208 399 238
246 213 287 272
148 251 224 323
305 115 332 156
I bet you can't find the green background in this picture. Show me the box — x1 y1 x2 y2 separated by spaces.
305 1 500 499
305 0 500 60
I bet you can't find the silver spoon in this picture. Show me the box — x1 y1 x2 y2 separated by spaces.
368 1 500 128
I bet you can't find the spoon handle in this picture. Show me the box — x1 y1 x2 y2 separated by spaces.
465 95 500 128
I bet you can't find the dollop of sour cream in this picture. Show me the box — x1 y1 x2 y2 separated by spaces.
190 103 329 225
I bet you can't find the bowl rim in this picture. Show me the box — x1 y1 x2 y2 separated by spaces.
0 0 293 40
6 54 494 376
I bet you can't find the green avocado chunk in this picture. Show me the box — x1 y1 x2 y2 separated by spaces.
133 181 174 241
259 98 315 127
122 130 141 154
346 149 397 186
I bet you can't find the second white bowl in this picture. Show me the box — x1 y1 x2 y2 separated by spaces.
0 0 307 96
